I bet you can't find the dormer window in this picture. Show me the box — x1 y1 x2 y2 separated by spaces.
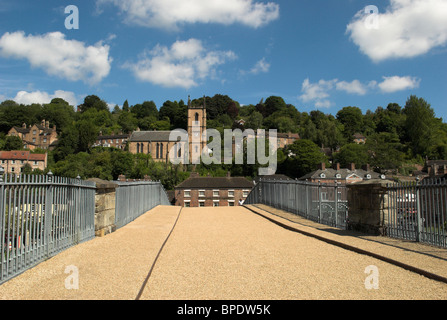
320 173 326 179
335 174 342 179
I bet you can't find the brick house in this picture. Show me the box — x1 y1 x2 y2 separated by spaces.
174 172 254 207
0 150 48 174
7 120 58 150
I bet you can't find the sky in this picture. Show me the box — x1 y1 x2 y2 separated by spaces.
0 0 446 121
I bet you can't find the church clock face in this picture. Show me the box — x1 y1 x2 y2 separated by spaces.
194 132 199 137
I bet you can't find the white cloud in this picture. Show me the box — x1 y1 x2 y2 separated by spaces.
299 78 337 108
378 76 420 93
346 0 447 62
97 0 280 30
12 90 79 106
249 58 270 74
335 80 370 95
299 76 420 108
124 38 236 89
0 31 112 85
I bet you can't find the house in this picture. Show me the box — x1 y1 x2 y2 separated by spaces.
0 150 48 174
7 120 58 150
425 160 447 177
174 172 254 207
299 163 387 185
94 132 130 150
353 133 366 144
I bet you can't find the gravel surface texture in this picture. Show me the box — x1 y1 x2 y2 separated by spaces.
1 205 446 300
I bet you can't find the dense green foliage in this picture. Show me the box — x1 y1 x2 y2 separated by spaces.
1 94 446 188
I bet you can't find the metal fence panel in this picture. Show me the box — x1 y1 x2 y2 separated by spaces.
0 172 96 285
245 179 348 230
386 178 446 248
114 180 171 229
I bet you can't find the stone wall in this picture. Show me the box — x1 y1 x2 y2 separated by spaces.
88 178 118 237
347 180 389 235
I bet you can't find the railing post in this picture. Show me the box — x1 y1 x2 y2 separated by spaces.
335 181 339 228
44 171 54 257
318 180 322 223
0 167 5 282
415 178 422 243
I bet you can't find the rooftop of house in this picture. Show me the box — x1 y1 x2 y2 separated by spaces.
0 151 47 161
299 163 385 181
176 174 254 190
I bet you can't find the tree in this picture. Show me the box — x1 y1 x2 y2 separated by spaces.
403 95 438 157
366 132 406 172
3 136 24 151
280 139 327 178
78 95 109 113
41 98 76 133
131 101 158 120
333 143 369 169
336 106 364 140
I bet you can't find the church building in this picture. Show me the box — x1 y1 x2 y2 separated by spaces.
128 96 207 164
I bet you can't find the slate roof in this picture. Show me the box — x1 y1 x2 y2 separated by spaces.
299 168 384 181
130 131 173 142
176 176 254 189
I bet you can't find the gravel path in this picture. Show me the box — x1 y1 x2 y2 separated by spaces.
0 206 181 300
1 205 447 300
140 207 447 300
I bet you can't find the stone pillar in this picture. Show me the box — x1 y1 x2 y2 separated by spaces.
347 180 389 235
88 178 118 237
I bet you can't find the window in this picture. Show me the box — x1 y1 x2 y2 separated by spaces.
184 190 191 198
195 112 199 122
11 160 15 164
213 201 219 207
199 190 205 197
228 190 234 197
34 161 38 166
32 138 36 143
199 201 205 207
43 138 47 143
11 167 15 172
213 190 219 197
228 201 235 207
184 201 191 208
243 190 250 198
33 130 36 135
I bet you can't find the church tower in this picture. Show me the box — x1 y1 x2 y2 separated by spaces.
187 96 207 164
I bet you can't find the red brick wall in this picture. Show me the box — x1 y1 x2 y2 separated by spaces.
175 188 251 207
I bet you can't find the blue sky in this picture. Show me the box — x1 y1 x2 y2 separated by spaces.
0 0 446 120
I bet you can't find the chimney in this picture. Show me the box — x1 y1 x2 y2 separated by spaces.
118 175 126 181
319 162 326 170
22 123 26 128
227 171 231 178
362 164 371 172
144 175 151 181
349 163 356 171
41 119 45 127
46 121 49 128
190 172 199 178
333 163 340 171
